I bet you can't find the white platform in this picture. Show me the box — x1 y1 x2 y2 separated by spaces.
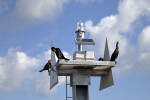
56 60 115 76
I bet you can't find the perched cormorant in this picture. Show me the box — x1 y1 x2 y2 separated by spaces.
39 60 51 73
110 41 119 63
98 57 103 61
51 47 69 60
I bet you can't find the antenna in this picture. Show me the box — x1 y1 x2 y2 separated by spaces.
51 36 54 47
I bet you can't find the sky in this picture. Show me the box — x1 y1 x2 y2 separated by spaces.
0 0 150 100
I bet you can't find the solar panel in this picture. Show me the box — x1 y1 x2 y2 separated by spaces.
75 38 95 45
81 39 94 42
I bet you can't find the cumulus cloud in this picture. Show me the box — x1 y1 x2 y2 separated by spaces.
85 0 150 74
136 26 150 72
85 15 129 58
0 47 71 97
15 0 68 20
117 0 150 32
34 73 66 97
120 26 150 73
0 0 68 32
0 48 40 92
34 50 71 97
139 26 150 52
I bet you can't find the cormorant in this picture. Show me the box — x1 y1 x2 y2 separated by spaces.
110 41 119 63
51 47 69 60
98 57 103 61
39 60 51 73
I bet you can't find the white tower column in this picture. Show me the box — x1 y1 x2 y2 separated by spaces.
78 44 82 51
75 22 85 52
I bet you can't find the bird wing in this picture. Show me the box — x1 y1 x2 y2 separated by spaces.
110 50 119 61
56 48 65 59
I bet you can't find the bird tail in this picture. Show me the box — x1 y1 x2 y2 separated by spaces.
64 58 69 60
39 69 44 72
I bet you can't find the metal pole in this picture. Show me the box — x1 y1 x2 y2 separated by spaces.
66 76 67 100
78 44 82 51
72 74 90 100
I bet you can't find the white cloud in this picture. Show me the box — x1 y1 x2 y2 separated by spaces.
0 47 70 97
0 48 40 92
34 50 71 97
133 26 150 72
139 26 150 52
85 0 150 74
85 15 129 58
15 0 68 20
117 0 150 32
0 0 69 32
34 73 65 97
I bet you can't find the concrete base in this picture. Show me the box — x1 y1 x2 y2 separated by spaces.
73 51 94 60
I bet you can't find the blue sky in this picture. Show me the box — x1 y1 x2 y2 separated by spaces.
0 0 150 100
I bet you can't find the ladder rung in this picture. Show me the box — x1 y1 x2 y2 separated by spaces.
67 97 73 98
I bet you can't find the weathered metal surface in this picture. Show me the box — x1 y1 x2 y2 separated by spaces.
57 60 115 69
50 39 58 90
100 69 114 90
56 59 115 77
100 38 114 90
58 69 108 76
76 85 89 100
72 74 91 85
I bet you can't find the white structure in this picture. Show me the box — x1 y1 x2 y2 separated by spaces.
50 22 116 100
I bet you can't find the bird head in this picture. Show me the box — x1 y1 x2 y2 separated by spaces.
116 41 119 49
51 47 56 52
116 41 119 45
48 60 51 63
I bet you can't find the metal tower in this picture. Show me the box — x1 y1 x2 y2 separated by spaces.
50 22 115 100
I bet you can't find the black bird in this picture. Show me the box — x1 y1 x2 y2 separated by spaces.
98 57 103 61
39 60 51 73
110 41 119 63
51 47 69 60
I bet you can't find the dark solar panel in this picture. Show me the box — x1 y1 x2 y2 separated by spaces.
81 39 94 42
76 39 94 42
75 38 95 45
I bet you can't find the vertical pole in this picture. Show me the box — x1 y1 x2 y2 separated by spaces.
66 76 67 100
76 85 89 100
78 44 82 51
